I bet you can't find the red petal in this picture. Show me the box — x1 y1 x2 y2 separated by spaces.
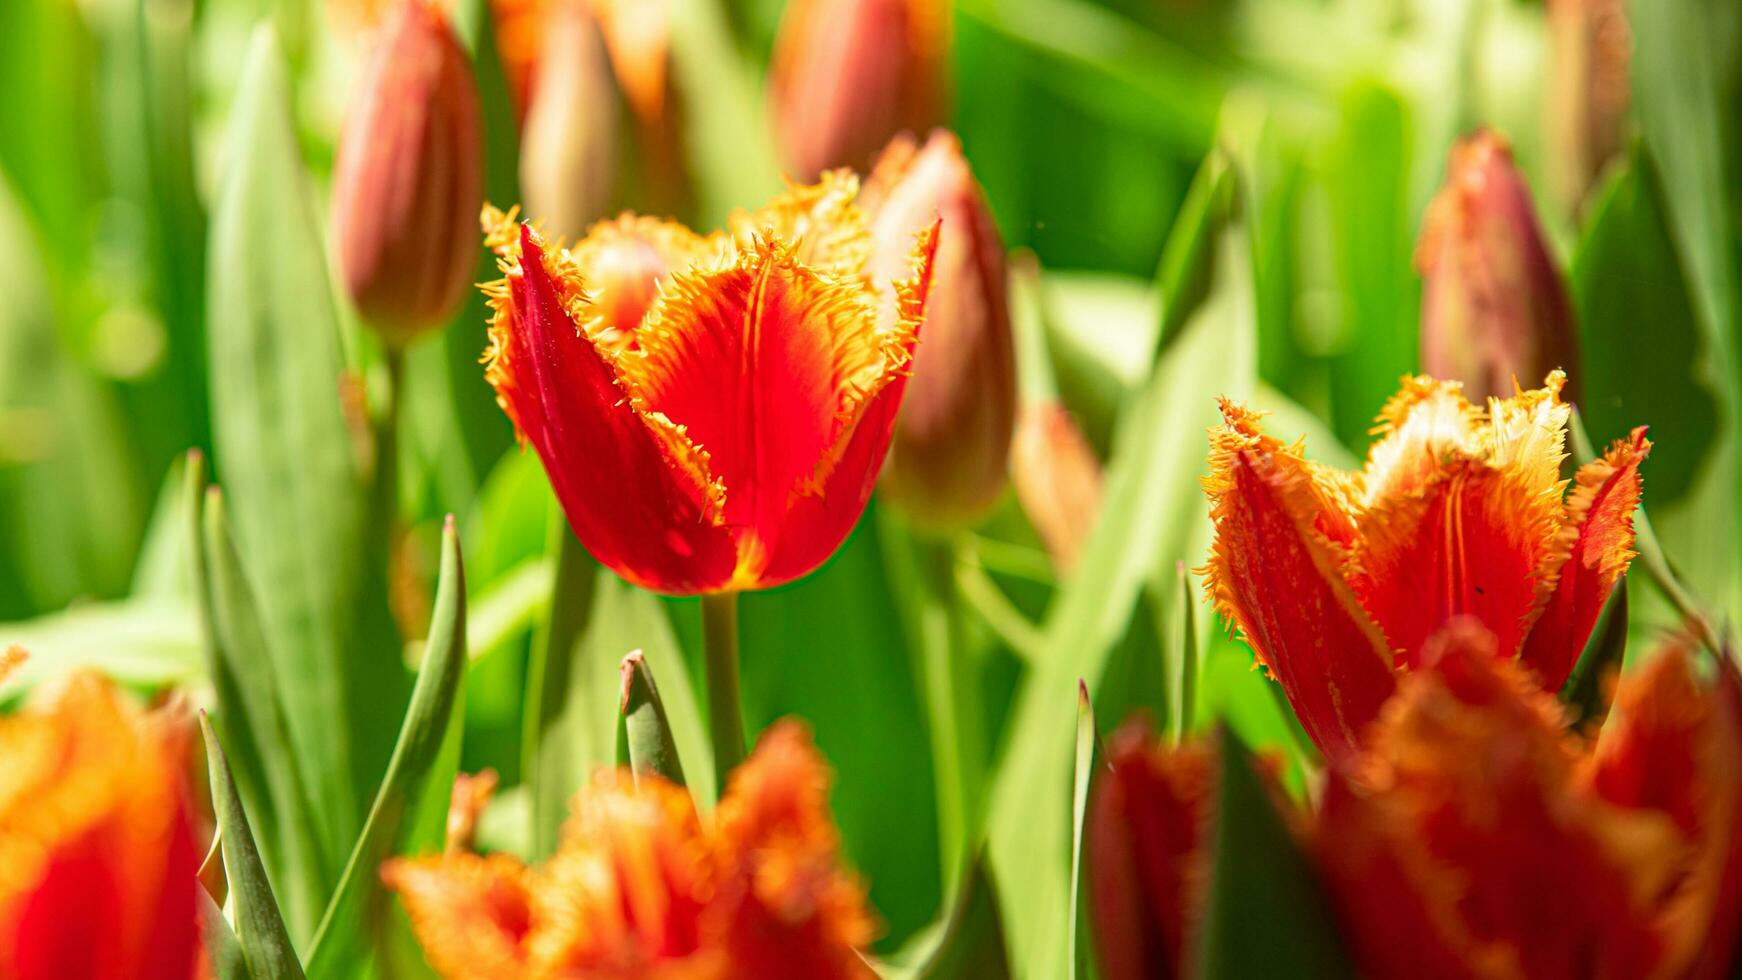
1520 428 1649 688
1203 403 1396 762
486 223 737 593
1350 460 1559 668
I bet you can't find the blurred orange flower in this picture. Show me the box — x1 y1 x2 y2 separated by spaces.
1318 622 1742 979
1204 372 1648 761
0 671 205 979
384 721 877 979
479 173 937 594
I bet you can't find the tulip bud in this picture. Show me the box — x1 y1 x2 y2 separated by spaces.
1415 131 1580 406
769 0 947 180
332 0 484 346
1087 719 1214 980
1012 402 1103 574
865 131 1015 531
519 0 618 241
1547 0 1630 216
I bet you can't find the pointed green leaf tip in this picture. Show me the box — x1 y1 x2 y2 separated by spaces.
621 648 687 788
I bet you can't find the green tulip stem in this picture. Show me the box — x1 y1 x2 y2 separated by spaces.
701 590 746 794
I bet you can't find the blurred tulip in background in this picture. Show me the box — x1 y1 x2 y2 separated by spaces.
865 131 1016 533
330 0 484 345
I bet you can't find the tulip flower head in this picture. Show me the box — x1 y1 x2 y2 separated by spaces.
1417 131 1581 405
863 131 1016 531
769 0 948 180
1318 623 1742 979
480 173 938 594
1547 0 1631 214
1012 401 1104 574
385 720 877 979
0 671 204 979
1204 372 1648 761
331 0 484 345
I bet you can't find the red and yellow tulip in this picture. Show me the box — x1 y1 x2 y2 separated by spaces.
385 720 876 979
0 670 205 979
480 173 937 594
1204 372 1647 760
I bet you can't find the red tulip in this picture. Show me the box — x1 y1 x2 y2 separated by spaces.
331 0 484 344
1203 373 1647 761
769 0 947 181
863 131 1016 530
0 672 204 979
518 0 618 241
1547 0 1631 214
1417 131 1581 405
480 173 938 594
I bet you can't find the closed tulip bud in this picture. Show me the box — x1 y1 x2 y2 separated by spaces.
1012 402 1103 574
519 0 619 241
769 0 947 181
332 0 484 346
1547 0 1630 215
1416 131 1580 406
865 131 1015 531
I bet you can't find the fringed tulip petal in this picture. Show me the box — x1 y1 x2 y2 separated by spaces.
0 673 203 980
382 854 535 977
483 217 738 593
1585 637 1742 978
1520 428 1649 687
710 721 878 980
1351 461 1559 666
1204 402 1397 762
1318 621 1673 980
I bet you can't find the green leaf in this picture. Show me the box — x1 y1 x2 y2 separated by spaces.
621 648 687 787
1154 151 1236 355
668 0 782 227
1040 271 1158 450
202 715 308 980
189 457 331 941
1561 578 1629 725
1193 727 1352 978
206 24 405 866
986 159 1257 978
199 890 249 980
306 518 469 977
1163 561 1199 743
879 858 1013 980
1067 682 1095 980
131 453 192 598
0 597 199 700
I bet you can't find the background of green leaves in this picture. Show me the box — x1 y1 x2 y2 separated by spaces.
2 0 1738 975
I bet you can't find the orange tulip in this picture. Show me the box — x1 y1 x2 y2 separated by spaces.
385 720 877 979
0 671 204 979
1317 621 1742 979
1547 0 1631 214
1203 372 1648 761
1012 401 1104 574
331 0 484 344
479 173 938 594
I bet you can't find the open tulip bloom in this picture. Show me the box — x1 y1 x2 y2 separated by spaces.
481 173 938 595
1205 371 1649 761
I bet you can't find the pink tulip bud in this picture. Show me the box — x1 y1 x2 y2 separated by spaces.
1012 402 1103 574
332 0 484 345
769 0 947 181
1416 131 1580 405
519 0 618 241
864 131 1016 531
1547 0 1630 215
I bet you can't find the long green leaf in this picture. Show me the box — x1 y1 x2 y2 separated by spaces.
1067 682 1095 979
191 462 331 941
207 24 404 867
985 160 1256 978
1193 728 1352 978
202 715 308 980
305 518 469 977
